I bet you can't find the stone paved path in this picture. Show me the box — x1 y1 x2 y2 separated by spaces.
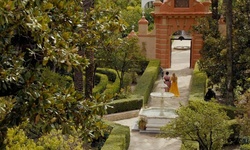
114 40 193 150
112 40 240 150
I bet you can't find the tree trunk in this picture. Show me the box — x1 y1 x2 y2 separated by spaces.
224 0 234 105
82 0 95 99
74 0 95 99
85 49 94 99
212 0 219 20
74 47 84 92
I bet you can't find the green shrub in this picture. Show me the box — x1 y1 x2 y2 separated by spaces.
102 60 158 114
133 59 160 104
97 68 117 82
42 68 73 88
102 122 130 150
106 97 143 114
104 75 120 95
160 100 232 150
37 129 83 150
135 60 149 75
181 141 199 150
4 127 42 150
240 144 250 150
0 97 15 122
123 72 133 88
96 68 120 95
101 135 125 150
93 73 109 95
189 61 206 101
4 127 85 150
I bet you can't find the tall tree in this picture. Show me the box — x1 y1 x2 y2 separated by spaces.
82 0 95 99
0 0 109 146
74 0 95 99
232 0 250 95
197 0 250 103
224 0 234 105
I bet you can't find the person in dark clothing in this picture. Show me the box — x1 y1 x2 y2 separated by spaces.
204 88 216 101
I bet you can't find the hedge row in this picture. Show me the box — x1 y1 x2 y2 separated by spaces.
96 68 120 95
105 59 160 114
93 73 108 95
101 60 160 150
188 62 206 101
188 62 239 118
97 68 118 82
101 121 130 150
133 59 161 104
106 96 143 114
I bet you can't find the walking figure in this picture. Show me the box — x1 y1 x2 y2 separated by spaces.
163 71 171 92
169 73 180 97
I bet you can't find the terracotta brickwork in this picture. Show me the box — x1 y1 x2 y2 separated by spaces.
137 0 212 68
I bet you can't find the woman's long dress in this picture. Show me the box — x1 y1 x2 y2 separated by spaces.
169 76 180 97
164 75 171 92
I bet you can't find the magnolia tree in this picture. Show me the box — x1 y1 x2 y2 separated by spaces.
160 100 232 150
0 0 114 147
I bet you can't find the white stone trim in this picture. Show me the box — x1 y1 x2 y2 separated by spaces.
141 0 154 8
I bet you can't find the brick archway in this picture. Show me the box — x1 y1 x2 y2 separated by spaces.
137 0 211 68
141 0 154 8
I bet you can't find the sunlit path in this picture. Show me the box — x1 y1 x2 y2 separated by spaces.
114 40 192 150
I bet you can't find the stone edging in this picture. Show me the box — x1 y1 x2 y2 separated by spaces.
103 110 139 121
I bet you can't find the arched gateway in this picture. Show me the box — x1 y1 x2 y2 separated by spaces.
137 0 212 68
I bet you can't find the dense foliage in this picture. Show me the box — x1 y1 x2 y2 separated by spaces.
97 36 146 92
197 0 250 101
0 0 149 148
4 127 85 149
160 100 232 150
196 0 250 148
0 0 112 148
93 0 147 93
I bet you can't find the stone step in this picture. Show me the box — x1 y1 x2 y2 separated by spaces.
131 123 139 132
146 123 165 128
147 118 172 125
146 127 161 131
140 129 162 134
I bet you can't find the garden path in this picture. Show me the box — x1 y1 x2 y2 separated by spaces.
113 40 192 150
111 40 240 150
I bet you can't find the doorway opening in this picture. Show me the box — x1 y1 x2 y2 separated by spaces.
170 30 191 69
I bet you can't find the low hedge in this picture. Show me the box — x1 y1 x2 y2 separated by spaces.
96 68 120 95
97 68 117 82
93 73 109 95
101 60 160 150
133 59 161 104
106 96 143 114
104 60 160 114
102 121 130 150
188 61 206 101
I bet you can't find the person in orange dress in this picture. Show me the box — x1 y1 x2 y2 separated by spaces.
169 73 180 97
